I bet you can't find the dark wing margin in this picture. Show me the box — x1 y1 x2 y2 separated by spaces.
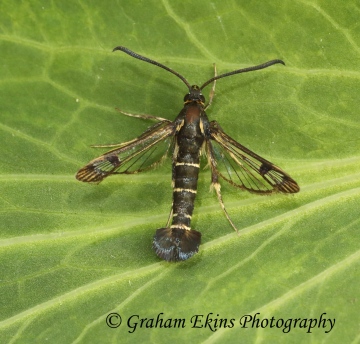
208 121 299 194
76 120 175 183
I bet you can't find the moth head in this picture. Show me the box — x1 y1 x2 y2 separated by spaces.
184 85 205 104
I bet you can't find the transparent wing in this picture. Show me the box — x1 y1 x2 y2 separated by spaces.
209 121 299 194
76 120 175 183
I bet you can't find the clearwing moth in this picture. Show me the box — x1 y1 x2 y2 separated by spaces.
76 46 299 262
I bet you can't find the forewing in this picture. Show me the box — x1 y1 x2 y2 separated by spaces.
209 121 299 194
76 120 175 183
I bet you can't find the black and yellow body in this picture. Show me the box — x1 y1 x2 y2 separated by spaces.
153 87 208 261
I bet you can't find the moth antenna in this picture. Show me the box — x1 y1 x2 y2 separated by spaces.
113 46 192 90
200 59 285 90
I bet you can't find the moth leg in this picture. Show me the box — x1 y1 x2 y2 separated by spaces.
206 140 239 234
204 63 217 111
115 108 170 122
212 182 239 234
166 152 176 227
166 206 173 227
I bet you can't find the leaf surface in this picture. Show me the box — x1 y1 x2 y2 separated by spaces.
1 1 359 343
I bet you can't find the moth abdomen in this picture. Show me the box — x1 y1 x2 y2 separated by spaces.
152 227 201 262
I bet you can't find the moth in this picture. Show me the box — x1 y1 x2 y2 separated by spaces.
76 46 299 262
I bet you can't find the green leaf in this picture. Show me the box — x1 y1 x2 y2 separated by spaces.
1 1 359 343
